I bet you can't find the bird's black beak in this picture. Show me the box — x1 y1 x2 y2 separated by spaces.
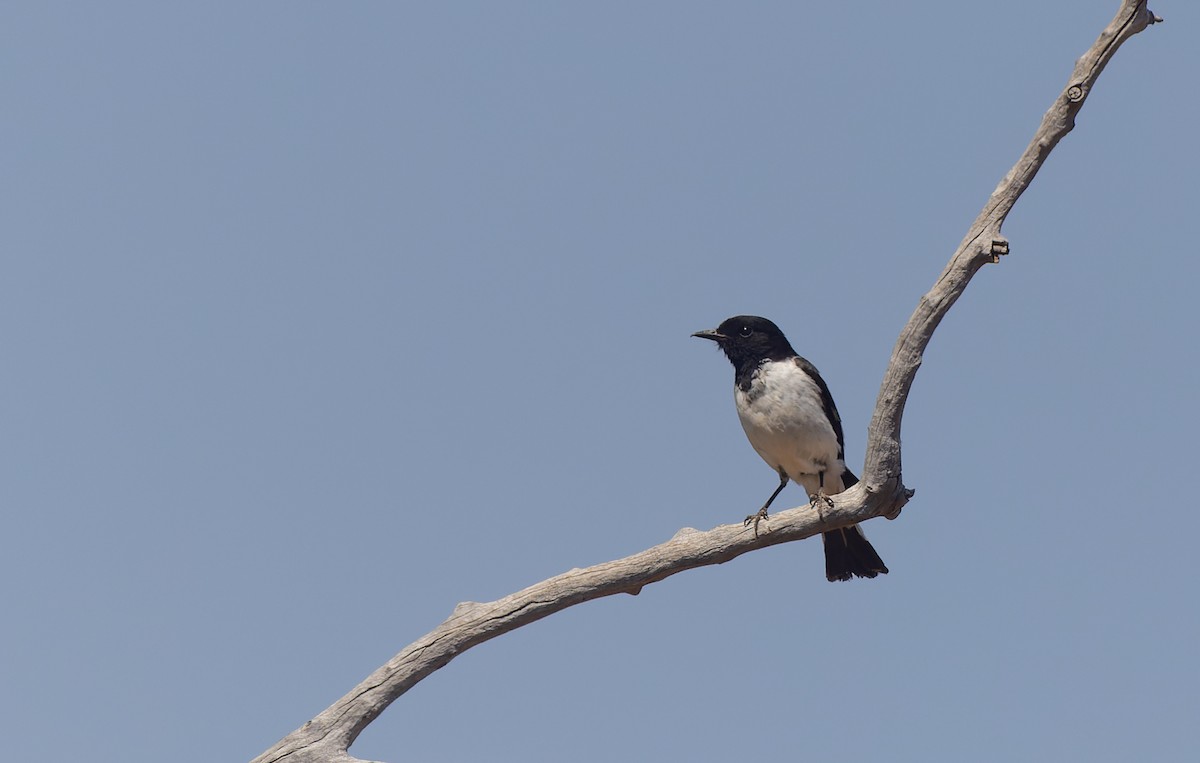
691 329 725 343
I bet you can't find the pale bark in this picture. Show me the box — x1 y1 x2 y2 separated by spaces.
253 3 1161 761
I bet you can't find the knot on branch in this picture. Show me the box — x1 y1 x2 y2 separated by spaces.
1066 84 1086 103
884 487 916 520
856 474 911 522
989 237 1010 262
882 489 912 521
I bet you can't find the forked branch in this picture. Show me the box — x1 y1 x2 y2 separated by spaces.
253 3 1159 761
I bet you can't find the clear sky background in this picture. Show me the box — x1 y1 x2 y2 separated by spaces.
3 2 1196 761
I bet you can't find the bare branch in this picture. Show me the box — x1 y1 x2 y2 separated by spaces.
252 3 1159 762
861 0 1161 493
253 505 881 763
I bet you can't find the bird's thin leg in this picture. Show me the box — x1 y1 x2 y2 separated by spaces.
745 470 788 538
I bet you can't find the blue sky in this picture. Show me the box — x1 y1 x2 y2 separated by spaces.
3 2 1196 761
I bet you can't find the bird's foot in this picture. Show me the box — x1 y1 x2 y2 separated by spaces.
810 491 834 520
743 507 770 539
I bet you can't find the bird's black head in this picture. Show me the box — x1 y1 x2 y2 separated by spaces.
692 315 798 369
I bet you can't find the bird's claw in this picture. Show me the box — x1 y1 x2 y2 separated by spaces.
744 507 770 538
810 491 834 519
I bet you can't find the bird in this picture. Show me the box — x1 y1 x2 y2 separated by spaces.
692 315 888 582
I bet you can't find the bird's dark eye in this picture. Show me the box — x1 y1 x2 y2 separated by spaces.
738 325 753 337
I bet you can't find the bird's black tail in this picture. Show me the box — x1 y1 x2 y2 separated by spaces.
822 526 888 582
822 467 888 582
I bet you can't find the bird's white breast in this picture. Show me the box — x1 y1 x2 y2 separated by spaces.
734 359 844 494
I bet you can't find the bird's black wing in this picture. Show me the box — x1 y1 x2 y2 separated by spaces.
792 355 846 459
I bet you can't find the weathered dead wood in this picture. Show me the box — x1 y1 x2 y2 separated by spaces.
252 3 1160 761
